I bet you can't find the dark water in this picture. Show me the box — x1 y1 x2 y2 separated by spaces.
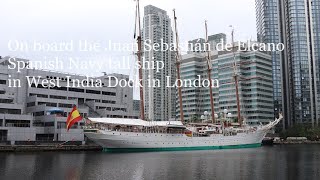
1 145 320 180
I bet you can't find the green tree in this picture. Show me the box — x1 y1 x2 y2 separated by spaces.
280 124 320 140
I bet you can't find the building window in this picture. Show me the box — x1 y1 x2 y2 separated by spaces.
58 103 73 108
27 102 36 107
102 91 116 96
0 80 6 84
86 90 101 94
50 95 67 100
69 88 84 93
5 120 30 127
0 108 21 114
102 100 116 104
34 111 45 116
38 102 57 107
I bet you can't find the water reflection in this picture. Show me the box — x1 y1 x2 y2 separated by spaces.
0 145 320 180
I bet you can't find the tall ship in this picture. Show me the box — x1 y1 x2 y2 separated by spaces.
84 0 282 152
85 116 281 152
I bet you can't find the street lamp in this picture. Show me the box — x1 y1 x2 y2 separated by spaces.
227 113 232 124
204 111 209 122
201 115 205 123
223 109 228 119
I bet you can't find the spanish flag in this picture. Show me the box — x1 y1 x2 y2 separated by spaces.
185 130 193 137
66 105 82 131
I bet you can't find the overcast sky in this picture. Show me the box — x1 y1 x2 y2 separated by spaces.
0 0 257 76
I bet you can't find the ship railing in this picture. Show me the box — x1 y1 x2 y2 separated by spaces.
93 126 186 135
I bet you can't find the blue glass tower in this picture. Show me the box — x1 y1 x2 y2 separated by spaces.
256 0 320 128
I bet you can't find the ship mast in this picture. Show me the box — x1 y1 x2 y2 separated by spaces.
231 26 242 125
134 0 145 120
204 21 215 124
173 9 184 124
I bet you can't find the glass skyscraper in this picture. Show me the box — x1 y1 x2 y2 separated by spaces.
255 0 320 128
256 0 282 117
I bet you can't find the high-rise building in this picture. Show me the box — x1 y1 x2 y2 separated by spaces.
255 0 320 128
255 0 282 118
142 5 176 121
178 42 274 124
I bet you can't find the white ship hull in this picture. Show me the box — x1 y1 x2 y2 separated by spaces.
85 115 282 152
85 129 268 152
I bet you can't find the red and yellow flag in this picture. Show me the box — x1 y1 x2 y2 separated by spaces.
66 105 82 131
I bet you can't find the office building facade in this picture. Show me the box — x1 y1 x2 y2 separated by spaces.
0 56 138 144
178 42 274 124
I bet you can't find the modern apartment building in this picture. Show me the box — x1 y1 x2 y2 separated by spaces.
177 42 274 124
142 5 176 121
256 0 320 128
0 56 139 144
